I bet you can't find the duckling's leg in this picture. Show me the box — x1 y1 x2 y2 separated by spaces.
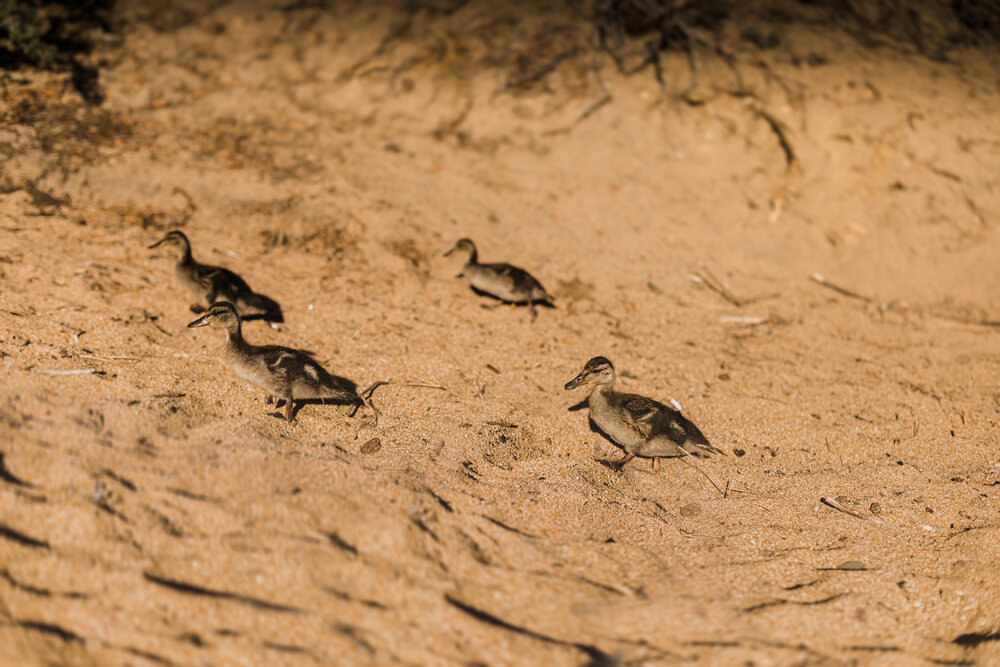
265 395 274 406
528 299 537 321
652 456 661 473
610 453 635 470
283 396 294 422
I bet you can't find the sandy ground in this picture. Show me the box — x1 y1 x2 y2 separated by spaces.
2 1 1000 664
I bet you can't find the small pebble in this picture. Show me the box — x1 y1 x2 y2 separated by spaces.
360 437 382 454
870 502 881 515
836 560 867 571
680 502 701 518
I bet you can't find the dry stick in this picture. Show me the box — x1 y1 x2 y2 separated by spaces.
37 368 100 376
338 12 414 81
403 381 447 391
812 274 998 328
691 262 742 306
720 316 768 325
212 246 241 260
809 273 873 303
676 22 700 102
544 31 611 136
930 312 1000 329
820 496 888 526
77 354 144 362
677 451 727 498
754 107 796 172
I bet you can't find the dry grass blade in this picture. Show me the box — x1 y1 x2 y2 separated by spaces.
403 377 447 390
930 313 1000 328
691 263 742 306
809 274 872 302
820 496 889 527
36 368 101 376
678 450 727 498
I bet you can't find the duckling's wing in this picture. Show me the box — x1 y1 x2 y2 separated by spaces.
483 263 547 296
193 263 253 296
643 399 723 455
619 394 680 441
258 346 358 400
257 346 315 381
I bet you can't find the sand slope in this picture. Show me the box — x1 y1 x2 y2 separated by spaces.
1 1 999 664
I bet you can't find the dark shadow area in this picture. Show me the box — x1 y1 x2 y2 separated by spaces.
470 285 556 309
444 594 615 665
0 452 31 487
269 392 362 422
1 0 114 102
143 572 304 613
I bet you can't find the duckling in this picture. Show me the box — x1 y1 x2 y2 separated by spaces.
149 230 283 323
564 356 724 471
187 302 382 423
444 238 554 320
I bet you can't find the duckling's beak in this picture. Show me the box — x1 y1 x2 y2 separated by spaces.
187 314 210 328
148 237 166 249
564 372 587 390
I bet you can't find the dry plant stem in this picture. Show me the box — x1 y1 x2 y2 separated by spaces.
754 107 796 171
36 368 100 376
820 496 888 527
692 262 742 306
403 381 448 390
551 29 612 133
809 273 873 302
930 313 1000 329
678 450 727 498
338 10 414 81
77 354 144 361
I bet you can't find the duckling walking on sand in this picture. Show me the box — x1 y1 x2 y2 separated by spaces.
150 230 283 323
444 238 554 320
188 302 382 423
565 356 724 471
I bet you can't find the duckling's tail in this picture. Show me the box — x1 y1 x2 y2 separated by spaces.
246 292 284 323
688 440 727 457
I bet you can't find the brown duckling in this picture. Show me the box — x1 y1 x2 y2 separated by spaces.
565 356 724 471
150 230 283 323
188 302 382 422
444 238 554 320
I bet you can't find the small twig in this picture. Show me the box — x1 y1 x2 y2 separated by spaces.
212 246 241 260
544 30 611 136
338 10 414 81
720 316 768 325
754 107 796 171
820 496 887 526
676 22 700 102
930 313 1000 329
404 379 447 391
678 451 727 498
37 368 101 376
809 273 872 303
690 273 741 307
484 420 517 428
349 322 369 340
77 354 144 362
